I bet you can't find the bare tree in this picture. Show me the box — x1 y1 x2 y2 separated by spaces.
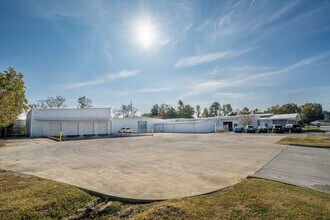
30 96 66 109
237 114 255 127
120 102 138 117
111 107 121 118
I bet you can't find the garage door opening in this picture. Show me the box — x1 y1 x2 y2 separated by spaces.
223 122 233 131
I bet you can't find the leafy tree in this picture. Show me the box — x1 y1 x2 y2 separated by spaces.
264 103 299 114
201 108 209 118
148 103 177 119
166 106 177 119
0 67 28 128
222 103 233 116
150 104 160 116
280 103 299 114
177 100 195 118
264 105 281 114
252 108 261 114
178 100 184 108
30 96 66 109
299 103 323 124
228 109 240 116
209 102 221 117
196 105 201 118
323 110 330 122
158 103 168 118
180 104 195 118
77 96 92 108
240 107 251 115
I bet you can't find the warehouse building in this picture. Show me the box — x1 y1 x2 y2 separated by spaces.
257 113 301 127
26 108 301 137
112 117 164 133
153 118 224 133
27 108 111 137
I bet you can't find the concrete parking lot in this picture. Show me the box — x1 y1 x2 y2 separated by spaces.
0 133 286 201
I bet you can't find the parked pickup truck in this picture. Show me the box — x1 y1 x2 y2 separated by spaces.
272 124 284 133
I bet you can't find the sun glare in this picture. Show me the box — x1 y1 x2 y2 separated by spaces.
134 19 157 50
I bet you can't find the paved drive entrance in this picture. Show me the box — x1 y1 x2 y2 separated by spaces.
252 145 330 193
0 133 285 201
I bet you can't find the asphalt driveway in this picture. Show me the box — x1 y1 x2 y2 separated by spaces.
0 133 286 201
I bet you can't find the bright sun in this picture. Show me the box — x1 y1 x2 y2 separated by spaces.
134 20 157 49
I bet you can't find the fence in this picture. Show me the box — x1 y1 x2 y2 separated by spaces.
43 131 62 142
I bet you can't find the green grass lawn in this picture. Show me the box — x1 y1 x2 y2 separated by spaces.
0 170 329 219
0 170 96 219
302 125 323 132
277 135 330 147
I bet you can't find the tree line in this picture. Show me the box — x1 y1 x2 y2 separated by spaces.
29 96 139 118
143 101 327 124
29 96 93 109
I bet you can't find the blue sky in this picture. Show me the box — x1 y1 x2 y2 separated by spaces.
1 0 330 113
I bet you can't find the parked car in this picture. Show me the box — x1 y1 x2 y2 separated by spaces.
284 124 302 133
234 126 245 133
257 126 268 133
245 125 256 133
284 124 293 132
118 127 132 133
292 124 302 133
272 124 284 133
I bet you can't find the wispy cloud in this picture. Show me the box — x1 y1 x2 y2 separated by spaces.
174 48 255 68
196 19 211 32
137 87 173 93
182 52 329 97
282 85 330 95
66 69 139 89
175 51 227 68
31 0 109 26
249 0 256 9
218 92 271 100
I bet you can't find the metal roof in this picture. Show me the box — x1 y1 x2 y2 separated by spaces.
258 113 300 121
34 117 109 121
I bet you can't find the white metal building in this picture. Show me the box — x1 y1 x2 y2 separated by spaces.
112 117 164 133
257 113 301 127
111 113 301 133
27 108 111 137
26 108 301 137
154 118 224 133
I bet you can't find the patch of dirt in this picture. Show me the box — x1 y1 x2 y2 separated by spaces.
144 204 186 219
0 139 5 147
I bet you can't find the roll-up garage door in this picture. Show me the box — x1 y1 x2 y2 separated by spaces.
174 123 195 133
83 122 94 135
67 122 79 135
98 122 107 134
154 124 164 132
164 124 174 133
49 122 61 133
